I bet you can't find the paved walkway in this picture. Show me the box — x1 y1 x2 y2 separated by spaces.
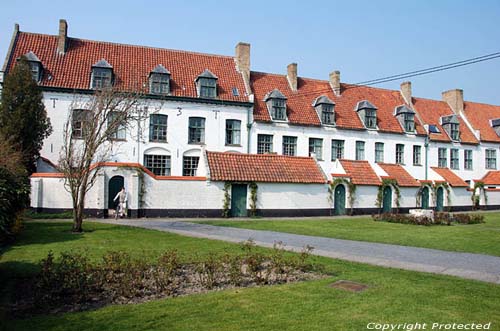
100 219 500 284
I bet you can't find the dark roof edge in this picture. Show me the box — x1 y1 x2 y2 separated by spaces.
2 23 20 73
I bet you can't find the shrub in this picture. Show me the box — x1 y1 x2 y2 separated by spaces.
373 212 485 226
195 254 223 289
453 213 485 224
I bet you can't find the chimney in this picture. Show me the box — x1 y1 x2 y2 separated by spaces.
235 42 251 95
329 70 341 96
57 19 68 54
287 63 298 91
442 89 464 114
400 81 412 105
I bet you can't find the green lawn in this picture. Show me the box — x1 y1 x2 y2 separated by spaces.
1 220 500 331
201 213 500 256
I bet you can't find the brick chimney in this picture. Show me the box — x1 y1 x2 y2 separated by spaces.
287 63 298 91
235 42 250 95
329 70 341 96
400 81 412 105
442 89 464 114
57 19 68 54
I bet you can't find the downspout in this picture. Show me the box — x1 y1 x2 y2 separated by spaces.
247 108 252 154
424 134 429 180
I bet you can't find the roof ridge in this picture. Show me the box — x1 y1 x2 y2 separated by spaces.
464 99 500 107
207 151 314 160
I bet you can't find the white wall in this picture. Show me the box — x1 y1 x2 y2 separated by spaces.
255 183 330 210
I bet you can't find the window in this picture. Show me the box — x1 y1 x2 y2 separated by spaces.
396 144 404 164
282 136 297 156
272 99 287 120
183 156 200 176
199 78 217 98
29 62 41 82
441 115 460 141
450 123 460 141
71 110 89 139
365 109 377 129
257 134 273 154
404 113 415 132
438 148 447 168
355 141 365 160
309 138 323 160
188 117 205 144
450 149 459 169
486 149 497 169
331 140 344 161
149 114 168 142
375 142 384 163
149 73 170 95
225 120 241 145
413 145 421 165
91 68 112 89
464 150 473 170
107 112 126 140
144 154 171 176
321 104 335 125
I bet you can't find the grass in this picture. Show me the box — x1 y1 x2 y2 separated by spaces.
1 220 500 331
201 213 500 256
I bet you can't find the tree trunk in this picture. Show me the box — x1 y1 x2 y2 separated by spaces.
72 188 86 233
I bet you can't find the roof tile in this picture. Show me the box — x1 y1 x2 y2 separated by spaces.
462 101 500 143
378 163 420 187
480 171 500 185
430 167 468 187
338 160 381 185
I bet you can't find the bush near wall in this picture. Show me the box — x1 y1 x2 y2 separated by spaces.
372 212 484 226
0 165 29 243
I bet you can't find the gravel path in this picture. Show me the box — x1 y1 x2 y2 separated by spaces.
100 219 500 284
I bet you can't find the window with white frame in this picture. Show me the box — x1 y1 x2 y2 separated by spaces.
486 149 497 169
272 99 286 121
225 119 241 145
188 117 205 144
413 145 421 165
355 141 365 160
183 156 200 176
331 140 344 161
365 109 377 129
282 136 297 156
450 149 459 169
309 138 323 160
144 154 171 176
438 148 447 168
149 73 170 95
257 134 273 154
396 144 404 164
375 142 384 163
149 114 168 142
464 149 473 170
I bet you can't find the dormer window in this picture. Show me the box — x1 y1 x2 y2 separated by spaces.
22 51 43 82
394 105 416 133
312 95 335 125
440 114 460 141
196 69 217 98
264 89 287 121
91 59 113 89
490 118 500 137
149 65 170 95
355 100 377 129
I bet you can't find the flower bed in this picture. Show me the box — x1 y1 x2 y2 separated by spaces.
372 212 484 226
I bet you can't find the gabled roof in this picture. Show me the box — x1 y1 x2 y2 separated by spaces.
92 59 112 68
394 104 415 115
264 89 287 101
377 163 420 187
338 160 381 185
312 95 334 106
441 114 459 125
413 97 479 144
23 51 41 62
206 151 326 183
355 100 377 111
151 64 170 74
480 171 500 185
430 167 468 187
6 32 248 102
196 69 218 80
462 101 500 143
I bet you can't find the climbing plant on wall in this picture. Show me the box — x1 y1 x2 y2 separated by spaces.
249 182 258 217
375 179 401 212
328 178 357 215
472 181 488 209
222 182 231 218
431 182 451 211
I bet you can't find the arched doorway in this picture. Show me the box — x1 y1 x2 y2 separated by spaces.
421 187 430 209
334 185 346 215
108 175 124 209
436 186 444 211
382 186 392 213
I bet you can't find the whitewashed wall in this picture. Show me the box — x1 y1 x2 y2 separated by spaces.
254 183 330 210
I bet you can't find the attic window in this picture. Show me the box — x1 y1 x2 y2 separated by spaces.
91 59 113 89
440 114 460 141
312 95 335 125
264 89 287 121
428 125 440 133
196 69 218 98
149 65 170 95
21 51 43 82
394 105 415 133
355 100 377 129
232 87 240 96
490 118 500 137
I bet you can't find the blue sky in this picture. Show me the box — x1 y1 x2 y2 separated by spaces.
1 0 499 104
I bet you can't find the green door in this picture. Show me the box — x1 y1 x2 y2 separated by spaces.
108 175 124 209
421 187 430 209
231 184 248 217
436 187 444 211
334 185 346 215
382 186 392 213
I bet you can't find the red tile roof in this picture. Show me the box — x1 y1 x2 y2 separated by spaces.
250 71 426 134
462 101 500 143
480 171 500 185
413 97 479 144
6 32 249 103
206 151 326 183
338 160 381 185
377 163 420 187
430 167 468 187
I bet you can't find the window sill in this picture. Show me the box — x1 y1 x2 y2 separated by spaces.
321 123 336 127
150 140 168 143
413 164 422 166
188 142 206 146
109 138 127 142
225 144 242 147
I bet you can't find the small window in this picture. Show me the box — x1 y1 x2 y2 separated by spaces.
464 150 473 170
282 136 297 156
450 149 459 170
450 123 460 141
429 125 440 133
149 114 168 142
441 115 460 141
188 117 205 144
395 105 416 133
396 144 404 164
365 109 377 129
196 69 218 98
29 62 41 82
107 112 126 140
438 148 447 168
404 113 415 132
225 120 241 145
309 138 323 160
413 145 421 166
232 87 239 96
144 154 171 176
272 99 287 121
183 156 200 176
71 110 89 139
486 149 497 170
355 141 365 161
150 73 170 95
331 140 345 161
313 95 335 125
375 142 384 163
257 134 273 154
91 67 113 89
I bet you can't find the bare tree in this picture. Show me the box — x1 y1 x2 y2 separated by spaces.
59 88 147 232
